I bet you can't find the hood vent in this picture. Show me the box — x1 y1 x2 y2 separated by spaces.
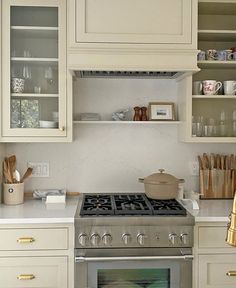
75 70 184 79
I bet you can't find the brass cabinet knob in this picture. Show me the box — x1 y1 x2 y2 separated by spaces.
59 126 65 131
226 271 236 276
17 237 35 243
17 274 35 280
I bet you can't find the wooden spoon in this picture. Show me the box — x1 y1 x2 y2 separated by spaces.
20 167 33 183
3 159 12 183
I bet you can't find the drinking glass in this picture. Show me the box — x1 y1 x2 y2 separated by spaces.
23 65 32 79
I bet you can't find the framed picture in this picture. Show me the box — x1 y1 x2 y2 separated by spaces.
148 102 175 121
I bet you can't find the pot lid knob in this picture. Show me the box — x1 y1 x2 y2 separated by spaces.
158 169 165 173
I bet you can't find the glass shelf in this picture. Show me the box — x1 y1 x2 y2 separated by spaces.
11 93 59 98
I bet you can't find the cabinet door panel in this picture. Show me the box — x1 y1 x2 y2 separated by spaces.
199 254 236 288
75 0 192 44
0 256 67 288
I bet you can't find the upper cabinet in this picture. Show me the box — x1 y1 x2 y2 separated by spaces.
1 0 72 142
74 0 192 45
67 0 198 72
179 0 236 143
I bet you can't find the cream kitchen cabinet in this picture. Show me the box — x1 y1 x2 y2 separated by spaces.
0 223 74 288
1 0 72 142
194 223 236 288
70 0 193 46
67 0 198 72
179 0 236 143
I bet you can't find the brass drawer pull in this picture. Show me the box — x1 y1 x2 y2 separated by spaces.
226 271 236 276
17 274 35 280
17 237 35 243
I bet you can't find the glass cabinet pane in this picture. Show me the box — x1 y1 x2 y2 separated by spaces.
10 6 59 129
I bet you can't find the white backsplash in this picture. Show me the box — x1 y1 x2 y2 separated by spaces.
5 78 236 194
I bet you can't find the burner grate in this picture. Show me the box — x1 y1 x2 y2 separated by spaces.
148 198 187 216
80 194 186 217
113 194 152 215
80 194 114 216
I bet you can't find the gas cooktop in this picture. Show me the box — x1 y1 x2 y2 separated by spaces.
80 193 186 217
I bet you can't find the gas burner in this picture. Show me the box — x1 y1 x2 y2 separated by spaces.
148 198 187 216
114 194 152 215
80 194 186 217
80 195 114 216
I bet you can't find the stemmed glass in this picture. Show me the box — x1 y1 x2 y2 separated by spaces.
44 66 53 84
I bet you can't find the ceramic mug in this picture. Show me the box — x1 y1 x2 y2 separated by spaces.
225 49 233 61
197 50 206 61
224 81 236 95
215 50 227 61
11 78 25 93
202 80 222 95
206 49 217 60
193 81 203 95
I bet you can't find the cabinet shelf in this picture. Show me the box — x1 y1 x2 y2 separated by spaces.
11 25 58 38
198 29 236 41
197 60 236 69
11 93 59 98
193 95 236 99
187 136 236 143
73 121 180 124
11 57 58 64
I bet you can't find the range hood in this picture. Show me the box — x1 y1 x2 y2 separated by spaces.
68 49 200 80
75 71 184 79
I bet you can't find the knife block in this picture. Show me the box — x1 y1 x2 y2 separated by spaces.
199 168 235 199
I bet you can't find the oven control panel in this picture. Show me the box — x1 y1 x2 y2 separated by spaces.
76 226 193 248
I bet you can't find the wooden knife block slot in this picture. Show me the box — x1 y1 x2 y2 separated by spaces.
200 168 235 199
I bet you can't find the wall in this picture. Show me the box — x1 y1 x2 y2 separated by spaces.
5 78 236 194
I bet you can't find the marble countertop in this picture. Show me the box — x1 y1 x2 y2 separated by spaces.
187 199 233 222
0 197 79 224
0 195 233 224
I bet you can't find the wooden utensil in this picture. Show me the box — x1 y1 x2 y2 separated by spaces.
8 155 16 182
3 159 12 183
20 167 33 182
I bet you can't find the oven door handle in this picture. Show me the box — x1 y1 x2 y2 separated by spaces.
75 255 194 263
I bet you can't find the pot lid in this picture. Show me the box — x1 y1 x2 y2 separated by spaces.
143 169 178 185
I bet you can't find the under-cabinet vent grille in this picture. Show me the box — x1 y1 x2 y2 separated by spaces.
75 71 181 79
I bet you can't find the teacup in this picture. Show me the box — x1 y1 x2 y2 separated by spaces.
202 80 222 95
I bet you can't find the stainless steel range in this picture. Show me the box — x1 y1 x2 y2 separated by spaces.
75 193 194 288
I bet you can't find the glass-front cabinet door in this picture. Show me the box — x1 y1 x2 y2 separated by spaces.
1 0 70 142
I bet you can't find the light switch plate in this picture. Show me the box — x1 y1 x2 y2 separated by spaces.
27 162 50 177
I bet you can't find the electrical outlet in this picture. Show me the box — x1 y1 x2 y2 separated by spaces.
189 161 199 176
27 162 49 177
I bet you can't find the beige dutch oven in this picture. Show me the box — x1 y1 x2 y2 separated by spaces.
139 169 180 200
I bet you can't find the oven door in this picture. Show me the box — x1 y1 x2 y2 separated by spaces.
75 248 193 288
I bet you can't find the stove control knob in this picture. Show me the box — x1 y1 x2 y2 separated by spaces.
122 234 132 245
90 234 101 246
102 234 112 246
137 234 147 246
180 233 188 245
169 233 177 245
78 233 89 246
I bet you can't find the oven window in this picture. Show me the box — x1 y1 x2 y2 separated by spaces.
97 268 170 288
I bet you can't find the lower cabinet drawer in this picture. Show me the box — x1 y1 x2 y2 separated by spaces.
198 226 230 248
0 228 68 250
0 256 67 288
199 254 236 288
